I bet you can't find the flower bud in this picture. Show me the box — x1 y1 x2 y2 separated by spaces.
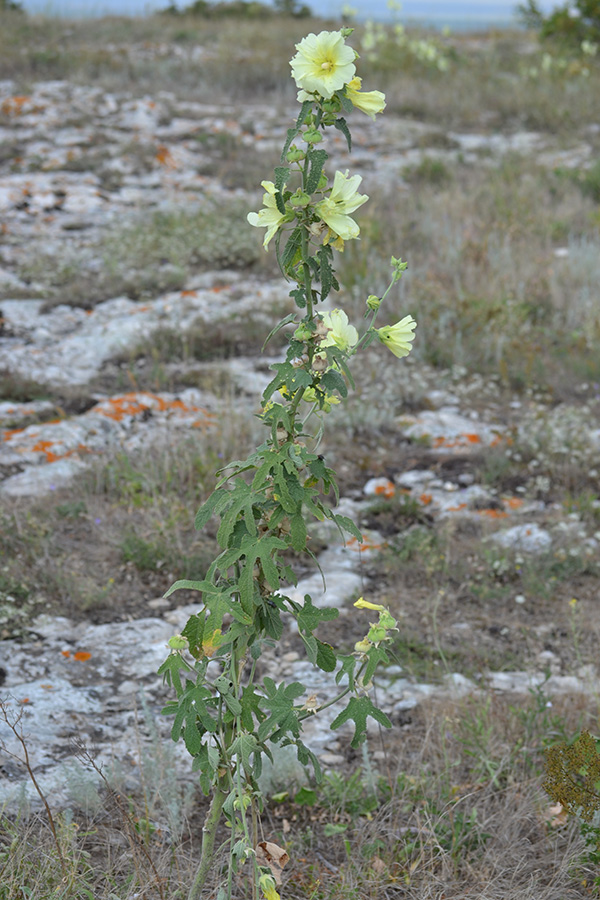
322 97 341 113
367 623 387 644
286 144 305 162
354 638 372 654
366 294 381 311
289 190 312 208
168 634 188 650
294 323 312 342
390 256 408 282
303 128 323 144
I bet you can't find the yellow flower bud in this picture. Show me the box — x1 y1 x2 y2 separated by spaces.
354 597 385 611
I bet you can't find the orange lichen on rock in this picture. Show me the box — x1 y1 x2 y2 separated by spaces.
155 145 177 168
1 96 30 116
446 502 468 512
433 432 485 449
2 427 26 442
347 535 386 553
504 497 524 510
95 392 216 426
73 651 92 662
29 439 92 464
478 508 508 519
374 480 395 499
419 493 433 505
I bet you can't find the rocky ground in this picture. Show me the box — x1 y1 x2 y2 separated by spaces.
1 48 600 829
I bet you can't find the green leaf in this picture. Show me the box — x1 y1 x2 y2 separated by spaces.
181 612 205 656
294 787 317 806
240 683 267 732
301 633 318 665
163 578 214 599
281 100 312 161
258 598 284 641
335 353 355 391
297 594 339 635
258 678 305 742
230 733 260 777
363 646 389 686
290 514 307 551
290 287 306 308
263 362 294 403
158 654 185 695
334 116 352 152
320 369 348 398
306 148 328 194
335 654 356 689
281 226 303 268
184 710 203 755
315 640 336 672
295 739 323 782
274 165 290 193
317 245 334 301
339 90 354 115
330 696 391 748
262 312 296 352
195 489 229 531
332 513 363 543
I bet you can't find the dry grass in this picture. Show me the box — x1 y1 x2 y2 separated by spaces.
1 692 598 899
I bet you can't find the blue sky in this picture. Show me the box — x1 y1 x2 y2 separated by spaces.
21 0 558 26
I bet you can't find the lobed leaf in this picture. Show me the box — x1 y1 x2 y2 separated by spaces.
334 117 352 152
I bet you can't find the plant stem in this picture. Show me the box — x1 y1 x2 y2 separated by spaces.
188 773 229 900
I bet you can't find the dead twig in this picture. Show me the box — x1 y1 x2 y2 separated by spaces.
0 697 69 879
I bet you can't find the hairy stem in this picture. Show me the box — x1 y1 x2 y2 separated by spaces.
188 774 229 900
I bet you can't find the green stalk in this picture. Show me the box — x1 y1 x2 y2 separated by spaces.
187 772 229 900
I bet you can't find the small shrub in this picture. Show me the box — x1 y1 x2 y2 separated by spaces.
518 0 600 47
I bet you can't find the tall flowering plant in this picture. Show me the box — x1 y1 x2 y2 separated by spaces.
159 29 416 900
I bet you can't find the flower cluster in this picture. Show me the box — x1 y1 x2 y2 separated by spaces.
247 28 416 382
361 19 450 72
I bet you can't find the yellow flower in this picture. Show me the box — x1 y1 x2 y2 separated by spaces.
376 315 416 358
259 873 280 900
345 77 386 120
320 308 359 352
247 181 285 249
290 30 356 100
354 597 385 611
303 386 340 412
315 170 368 243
